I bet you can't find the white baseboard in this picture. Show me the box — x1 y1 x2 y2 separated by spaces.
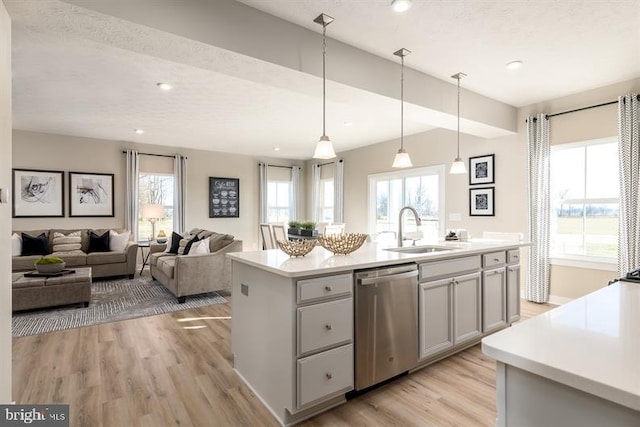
548 294 573 305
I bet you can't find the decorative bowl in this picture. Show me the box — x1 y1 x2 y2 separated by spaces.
34 262 66 273
318 233 368 255
277 239 317 257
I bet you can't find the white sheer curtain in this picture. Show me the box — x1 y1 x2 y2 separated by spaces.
334 159 344 224
290 166 300 222
125 150 139 240
258 162 269 223
173 154 187 234
311 164 321 223
617 93 640 276
526 114 551 303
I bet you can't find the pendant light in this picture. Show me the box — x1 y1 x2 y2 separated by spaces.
392 48 413 168
391 0 412 13
449 72 467 174
313 13 336 160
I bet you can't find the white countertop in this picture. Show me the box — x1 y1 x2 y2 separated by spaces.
227 239 525 277
482 280 640 411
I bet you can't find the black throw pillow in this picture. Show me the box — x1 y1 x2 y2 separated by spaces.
88 230 110 253
183 235 200 255
168 232 182 254
21 232 49 256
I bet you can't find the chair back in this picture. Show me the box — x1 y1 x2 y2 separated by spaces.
324 223 345 236
271 224 287 244
259 224 275 249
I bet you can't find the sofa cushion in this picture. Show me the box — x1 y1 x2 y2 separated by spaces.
52 231 82 253
149 252 173 266
88 230 110 253
50 250 88 267
189 237 210 255
109 230 130 252
11 233 21 256
12 255 42 271
177 234 200 255
167 232 182 254
21 232 49 256
157 256 176 279
86 251 126 265
209 232 235 252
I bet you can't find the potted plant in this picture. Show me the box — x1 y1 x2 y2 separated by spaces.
288 220 302 236
34 255 66 273
300 221 317 237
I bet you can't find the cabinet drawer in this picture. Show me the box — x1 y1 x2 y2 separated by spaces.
297 273 352 304
419 256 480 281
483 251 506 268
297 344 353 408
298 298 353 356
507 249 520 264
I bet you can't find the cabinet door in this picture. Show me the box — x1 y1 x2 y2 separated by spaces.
453 272 482 344
419 278 453 360
506 264 521 324
482 267 507 333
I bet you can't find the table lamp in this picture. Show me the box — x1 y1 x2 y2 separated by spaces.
141 203 164 241
156 229 167 243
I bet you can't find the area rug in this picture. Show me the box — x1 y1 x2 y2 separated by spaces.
12 276 227 337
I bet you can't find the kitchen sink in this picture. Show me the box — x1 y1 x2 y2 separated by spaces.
384 245 452 254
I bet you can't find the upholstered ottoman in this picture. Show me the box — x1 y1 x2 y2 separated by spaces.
12 267 92 311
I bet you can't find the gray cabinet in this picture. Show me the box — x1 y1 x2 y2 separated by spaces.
506 264 521 324
482 267 507 333
419 270 481 360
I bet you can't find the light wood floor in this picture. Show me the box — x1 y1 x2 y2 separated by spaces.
12 296 554 427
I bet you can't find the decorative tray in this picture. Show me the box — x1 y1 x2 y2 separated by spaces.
24 269 76 278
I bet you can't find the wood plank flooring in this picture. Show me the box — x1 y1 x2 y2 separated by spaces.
12 295 554 427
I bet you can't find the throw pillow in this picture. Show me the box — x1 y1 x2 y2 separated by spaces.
52 231 82 252
11 233 21 256
109 230 130 252
188 237 210 255
21 232 49 256
88 230 110 253
166 232 182 254
177 234 200 255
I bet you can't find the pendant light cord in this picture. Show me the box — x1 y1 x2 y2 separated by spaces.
322 25 327 137
456 76 460 157
400 54 404 150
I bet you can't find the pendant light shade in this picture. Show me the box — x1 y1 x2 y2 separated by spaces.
392 48 412 168
313 13 336 160
450 72 467 174
391 0 412 13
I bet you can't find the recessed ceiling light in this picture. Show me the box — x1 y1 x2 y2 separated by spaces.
273 147 280 152
391 0 412 12
156 82 173 91
343 121 353 127
134 129 144 134
506 60 523 70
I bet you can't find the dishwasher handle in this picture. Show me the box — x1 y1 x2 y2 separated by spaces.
358 269 418 286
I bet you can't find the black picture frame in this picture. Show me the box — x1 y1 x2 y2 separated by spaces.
469 187 495 216
12 168 65 217
209 177 239 218
469 154 495 185
69 172 115 217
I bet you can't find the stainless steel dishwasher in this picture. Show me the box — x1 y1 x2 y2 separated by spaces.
354 263 418 390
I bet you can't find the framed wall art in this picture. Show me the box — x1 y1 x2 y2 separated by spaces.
470 187 495 216
69 171 114 217
209 177 239 218
12 168 65 217
469 154 495 185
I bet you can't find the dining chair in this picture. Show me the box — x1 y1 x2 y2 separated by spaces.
271 224 287 245
324 223 345 236
260 223 275 249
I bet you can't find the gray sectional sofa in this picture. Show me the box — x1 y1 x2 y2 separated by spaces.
12 228 138 279
149 228 242 303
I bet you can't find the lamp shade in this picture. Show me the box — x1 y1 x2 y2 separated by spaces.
141 204 164 220
392 149 413 168
313 135 336 159
449 158 467 174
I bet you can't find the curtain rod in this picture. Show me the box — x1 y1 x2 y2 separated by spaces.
122 150 186 159
529 94 640 122
258 163 300 169
316 159 344 167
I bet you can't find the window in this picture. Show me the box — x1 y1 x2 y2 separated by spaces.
138 173 174 241
368 165 445 241
267 180 291 224
317 178 334 223
550 138 618 261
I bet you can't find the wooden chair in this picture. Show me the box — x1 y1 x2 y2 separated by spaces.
260 224 275 249
271 224 287 245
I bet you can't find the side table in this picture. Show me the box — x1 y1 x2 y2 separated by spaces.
138 241 167 275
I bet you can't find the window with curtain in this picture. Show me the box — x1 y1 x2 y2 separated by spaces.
138 173 174 241
550 138 618 261
368 165 445 240
267 180 291 224
317 178 334 222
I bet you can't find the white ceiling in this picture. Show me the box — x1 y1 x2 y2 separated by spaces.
6 0 640 159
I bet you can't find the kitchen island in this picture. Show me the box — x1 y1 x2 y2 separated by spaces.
482 280 640 427
229 239 526 426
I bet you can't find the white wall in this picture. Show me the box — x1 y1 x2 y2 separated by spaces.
0 0 12 403
12 130 305 251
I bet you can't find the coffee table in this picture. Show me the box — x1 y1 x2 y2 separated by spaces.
12 267 92 312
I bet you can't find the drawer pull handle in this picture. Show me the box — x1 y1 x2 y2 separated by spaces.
325 285 332 292
326 373 333 380
493 258 500 262
325 324 332 330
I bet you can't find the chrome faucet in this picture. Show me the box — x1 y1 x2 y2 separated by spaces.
398 206 422 247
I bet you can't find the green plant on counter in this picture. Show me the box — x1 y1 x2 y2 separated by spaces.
300 221 316 230
35 256 64 265
288 220 302 229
